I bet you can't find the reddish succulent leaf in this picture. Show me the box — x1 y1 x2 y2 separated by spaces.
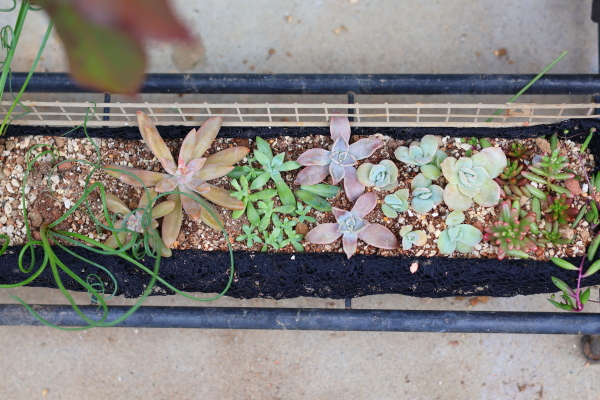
351 192 377 219
205 147 250 166
305 223 342 244
162 193 182 249
33 0 190 94
330 111 350 142
342 233 358 259
294 165 330 185
343 166 365 203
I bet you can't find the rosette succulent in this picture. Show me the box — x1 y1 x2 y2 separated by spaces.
544 193 578 226
294 111 383 202
104 111 248 240
305 191 399 259
104 189 175 257
483 200 539 260
356 160 399 190
399 225 427 250
521 148 575 198
394 135 447 179
437 211 483 254
410 173 444 214
381 189 409 218
441 147 507 211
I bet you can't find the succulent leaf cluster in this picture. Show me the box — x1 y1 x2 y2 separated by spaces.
381 189 410 218
410 173 443 214
104 189 174 257
399 225 427 250
438 211 483 254
494 160 543 200
441 147 507 211
251 137 301 206
394 135 447 179
506 142 534 164
544 193 578 226
483 201 539 260
104 111 248 248
305 192 399 259
357 160 399 190
521 148 575 197
294 111 383 202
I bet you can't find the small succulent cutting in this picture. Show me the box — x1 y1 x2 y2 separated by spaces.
251 137 301 206
410 173 443 214
544 193 578 226
356 160 399 190
521 148 575 197
483 200 539 260
229 175 277 226
494 160 544 200
437 211 483 255
441 147 507 211
399 225 427 250
104 111 248 242
394 135 447 179
505 141 534 164
305 191 399 259
381 189 409 218
294 111 383 202
104 189 175 257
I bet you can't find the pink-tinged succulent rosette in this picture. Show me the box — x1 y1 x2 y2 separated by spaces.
305 191 399 259
294 111 383 202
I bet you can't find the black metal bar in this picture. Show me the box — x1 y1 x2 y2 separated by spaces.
8 73 600 95
345 299 352 309
347 92 355 122
1 305 599 333
103 92 110 122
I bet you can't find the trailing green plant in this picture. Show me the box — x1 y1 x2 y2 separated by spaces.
0 2 53 136
105 111 248 242
305 192 399 259
394 135 447 179
548 257 600 312
483 200 539 260
437 211 483 255
381 189 409 218
410 173 443 214
441 147 507 211
251 136 301 206
356 160 399 190
294 111 383 202
399 225 427 251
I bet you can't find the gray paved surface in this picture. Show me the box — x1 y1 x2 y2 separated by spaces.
1 1 600 399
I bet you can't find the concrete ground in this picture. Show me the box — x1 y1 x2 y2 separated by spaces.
1 1 600 399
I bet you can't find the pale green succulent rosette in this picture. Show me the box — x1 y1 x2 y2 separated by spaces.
399 225 428 251
394 135 447 179
356 160 399 190
381 189 409 218
437 224 483 254
441 147 507 212
410 173 443 214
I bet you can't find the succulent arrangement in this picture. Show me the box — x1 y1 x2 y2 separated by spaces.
410 173 443 214
294 111 383 202
394 134 447 179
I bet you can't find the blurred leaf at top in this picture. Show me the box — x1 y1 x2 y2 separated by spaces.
32 0 190 94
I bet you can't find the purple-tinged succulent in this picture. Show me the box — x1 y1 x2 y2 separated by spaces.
104 111 249 234
294 112 383 202
483 200 539 260
305 191 399 259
